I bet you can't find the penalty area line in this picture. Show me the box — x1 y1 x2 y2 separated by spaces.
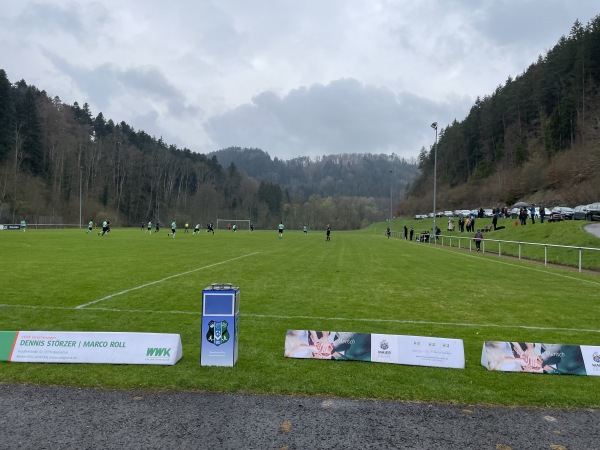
75 252 259 309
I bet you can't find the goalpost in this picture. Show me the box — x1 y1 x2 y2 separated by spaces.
216 219 251 231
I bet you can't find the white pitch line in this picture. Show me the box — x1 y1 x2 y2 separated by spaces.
1 304 599 334
75 252 259 309
242 313 600 334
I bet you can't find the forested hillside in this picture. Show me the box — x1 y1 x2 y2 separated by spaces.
403 17 600 213
0 71 417 230
210 147 418 202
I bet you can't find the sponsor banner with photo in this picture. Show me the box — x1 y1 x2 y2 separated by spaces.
0 331 182 365
481 341 600 376
0 225 20 230
284 330 465 369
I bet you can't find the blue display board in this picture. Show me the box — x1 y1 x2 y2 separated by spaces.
201 284 239 367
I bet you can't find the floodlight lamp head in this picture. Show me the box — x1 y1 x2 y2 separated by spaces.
431 122 437 130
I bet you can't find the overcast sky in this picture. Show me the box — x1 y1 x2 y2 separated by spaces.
1 1 598 161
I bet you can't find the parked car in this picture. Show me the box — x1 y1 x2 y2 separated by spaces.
444 211 454 217
458 210 472 218
483 209 494 218
573 204 591 220
586 202 600 221
551 206 574 220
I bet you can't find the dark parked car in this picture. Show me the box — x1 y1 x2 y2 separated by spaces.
573 204 591 220
551 206 574 220
587 202 600 221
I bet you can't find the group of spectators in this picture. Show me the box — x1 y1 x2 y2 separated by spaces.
517 205 546 225
456 216 476 233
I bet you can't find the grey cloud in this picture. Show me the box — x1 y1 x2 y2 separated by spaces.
466 0 598 49
43 51 200 118
19 2 85 36
205 78 470 159
11 1 109 42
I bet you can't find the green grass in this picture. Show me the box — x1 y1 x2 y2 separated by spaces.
1 223 599 407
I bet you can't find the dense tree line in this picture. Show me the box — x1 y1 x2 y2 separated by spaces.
406 16 600 212
0 70 418 230
210 147 418 201
211 147 420 228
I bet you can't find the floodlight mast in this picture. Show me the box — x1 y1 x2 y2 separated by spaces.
389 170 393 224
431 122 438 240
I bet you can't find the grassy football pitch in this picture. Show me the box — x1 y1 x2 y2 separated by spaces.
1 224 599 407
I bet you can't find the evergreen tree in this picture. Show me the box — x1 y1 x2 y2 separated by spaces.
0 69 14 164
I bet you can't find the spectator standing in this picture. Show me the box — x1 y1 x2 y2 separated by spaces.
520 208 527 225
474 228 484 252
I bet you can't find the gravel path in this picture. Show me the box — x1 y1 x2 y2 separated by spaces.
1 384 598 449
584 223 600 239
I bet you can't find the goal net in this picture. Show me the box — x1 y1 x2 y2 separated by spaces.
216 219 251 231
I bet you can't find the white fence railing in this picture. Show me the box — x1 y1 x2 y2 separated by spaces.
387 231 600 273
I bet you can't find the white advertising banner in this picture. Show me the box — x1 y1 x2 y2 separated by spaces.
371 334 465 369
0 331 183 365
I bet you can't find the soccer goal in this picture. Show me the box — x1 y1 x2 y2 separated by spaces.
216 219 251 231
